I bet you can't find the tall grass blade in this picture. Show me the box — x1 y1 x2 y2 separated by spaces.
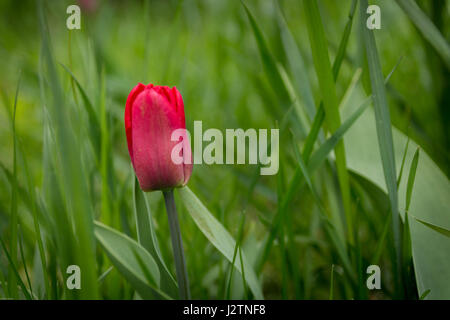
304 0 353 244
307 97 371 173
277 3 316 121
18 226 33 297
419 289 431 300
329 264 335 300
242 2 305 134
99 67 114 226
397 138 410 186
60 63 101 156
225 212 246 299
332 0 358 78
405 148 420 213
38 0 98 298
396 0 450 69
8 73 21 299
292 140 354 281
17 142 51 299
258 59 401 273
302 0 357 160
0 237 32 300
360 0 401 285
415 219 450 239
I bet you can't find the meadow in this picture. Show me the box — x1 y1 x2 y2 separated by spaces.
0 0 449 300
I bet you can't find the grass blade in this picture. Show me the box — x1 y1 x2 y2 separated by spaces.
396 0 450 69
38 0 98 298
258 94 369 274
397 138 410 186
242 2 289 105
277 3 316 121
415 219 450 239
242 2 305 134
60 63 101 156
419 289 431 300
0 237 32 300
405 148 420 213
258 59 401 273
302 0 357 160
18 139 51 299
332 0 358 79
8 73 21 299
18 226 33 297
307 96 371 173
360 0 401 285
329 264 335 300
373 213 392 265
225 212 246 299
292 140 354 281
304 0 353 244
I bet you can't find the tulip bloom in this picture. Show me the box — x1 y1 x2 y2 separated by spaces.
125 83 192 192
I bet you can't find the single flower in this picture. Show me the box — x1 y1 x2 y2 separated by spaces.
125 83 192 191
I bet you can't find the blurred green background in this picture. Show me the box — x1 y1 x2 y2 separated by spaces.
0 0 449 300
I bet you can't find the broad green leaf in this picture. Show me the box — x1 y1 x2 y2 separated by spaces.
94 221 165 299
178 187 264 299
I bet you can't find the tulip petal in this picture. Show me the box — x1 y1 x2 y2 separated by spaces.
125 83 146 163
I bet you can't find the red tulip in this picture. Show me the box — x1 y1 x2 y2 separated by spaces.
125 83 192 192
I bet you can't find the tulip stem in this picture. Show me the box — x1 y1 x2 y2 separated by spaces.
163 189 190 299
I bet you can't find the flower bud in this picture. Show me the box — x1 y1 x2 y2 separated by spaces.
125 83 192 191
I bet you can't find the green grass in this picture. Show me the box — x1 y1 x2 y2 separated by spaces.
0 0 449 300
304 0 353 247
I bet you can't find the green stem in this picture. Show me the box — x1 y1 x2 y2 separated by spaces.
163 189 190 299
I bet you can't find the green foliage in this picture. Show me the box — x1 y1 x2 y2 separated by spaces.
0 0 449 300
